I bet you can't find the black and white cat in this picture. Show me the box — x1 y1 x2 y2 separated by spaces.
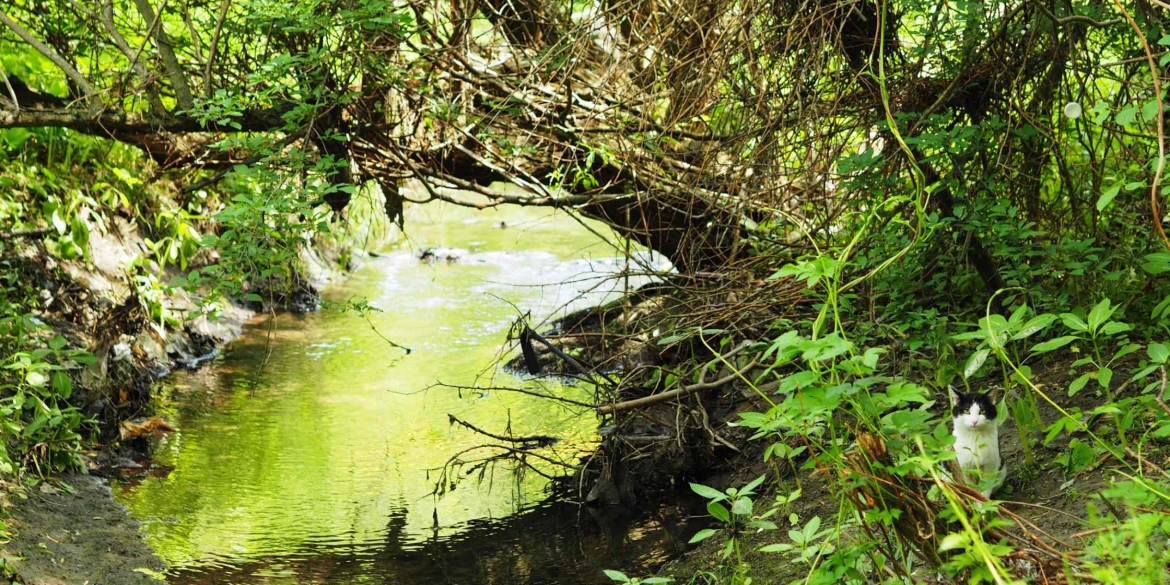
948 387 1006 498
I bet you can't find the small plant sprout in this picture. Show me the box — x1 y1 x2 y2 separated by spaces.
602 570 670 585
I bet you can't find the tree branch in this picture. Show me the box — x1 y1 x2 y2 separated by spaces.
0 9 97 99
131 0 195 110
204 0 232 96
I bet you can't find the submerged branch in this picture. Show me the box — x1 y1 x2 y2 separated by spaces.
447 414 559 449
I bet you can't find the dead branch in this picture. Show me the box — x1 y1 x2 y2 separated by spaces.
447 414 559 448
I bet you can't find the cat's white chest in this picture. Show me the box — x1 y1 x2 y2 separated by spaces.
953 425 1004 495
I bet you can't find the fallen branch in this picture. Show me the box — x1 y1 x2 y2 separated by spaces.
0 227 53 240
597 355 760 415
447 414 559 448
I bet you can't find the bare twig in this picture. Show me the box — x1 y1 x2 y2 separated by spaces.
447 414 558 448
204 0 232 96
597 356 760 415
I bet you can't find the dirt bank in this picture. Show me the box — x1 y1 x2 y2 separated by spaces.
3 475 164 585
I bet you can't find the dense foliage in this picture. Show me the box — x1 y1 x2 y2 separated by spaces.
4 0 1170 582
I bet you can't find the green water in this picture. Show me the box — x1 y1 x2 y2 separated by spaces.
114 202 694 584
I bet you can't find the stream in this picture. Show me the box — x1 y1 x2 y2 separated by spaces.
112 202 704 584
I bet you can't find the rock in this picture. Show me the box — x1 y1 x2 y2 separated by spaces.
111 342 132 362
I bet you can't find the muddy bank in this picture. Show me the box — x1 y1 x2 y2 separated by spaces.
4 475 164 585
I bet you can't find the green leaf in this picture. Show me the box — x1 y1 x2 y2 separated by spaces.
244 293 264 302
1069 373 1092 397
1087 299 1115 331
803 515 822 539
1011 314 1056 340
1144 99 1162 122
1030 336 1079 354
688 528 718 544
939 532 967 552
70 352 97 365
1097 183 1122 211
48 335 67 351
1060 313 1089 332
643 579 672 584
24 414 48 437
51 372 72 399
731 496 753 516
1149 343 1170 364
741 474 766 495
1098 367 1113 389
690 483 725 500
1112 343 1142 362
603 570 630 582
964 349 990 379
1117 105 1138 126
707 501 731 523
1100 322 1131 336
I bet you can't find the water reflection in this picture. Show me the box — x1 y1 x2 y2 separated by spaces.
165 492 705 585
115 203 691 583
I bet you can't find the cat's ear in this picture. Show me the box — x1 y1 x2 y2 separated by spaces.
947 385 960 406
989 385 1001 403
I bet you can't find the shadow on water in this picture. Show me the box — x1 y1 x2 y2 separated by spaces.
113 202 702 583
166 490 708 585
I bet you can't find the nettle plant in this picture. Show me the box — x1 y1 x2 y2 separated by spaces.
1031 298 1140 448
0 312 94 474
688 475 774 553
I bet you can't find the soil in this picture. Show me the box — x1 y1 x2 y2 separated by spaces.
3 475 164 585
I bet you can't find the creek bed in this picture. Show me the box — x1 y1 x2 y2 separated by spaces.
113 202 699 584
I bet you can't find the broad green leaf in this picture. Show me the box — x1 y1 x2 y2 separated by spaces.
603 570 630 582
688 529 718 544
1069 373 1092 396
1096 183 1122 211
1100 322 1131 336
1149 343 1170 364
24 414 48 437
1011 314 1056 340
939 532 968 552
1087 299 1115 331
741 474 766 495
964 349 990 379
25 371 47 387
731 496 753 516
803 515 822 539
1060 313 1089 332
707 501 731 522
1030 336 1078 354
51 372 72 399
1112 343 1142 362
690 483 725 500
1117 105 1138 125
1098 367 1113 389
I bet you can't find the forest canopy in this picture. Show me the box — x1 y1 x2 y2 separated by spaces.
1 0 1162 296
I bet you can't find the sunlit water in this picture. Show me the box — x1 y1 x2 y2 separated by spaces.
114 202 701 584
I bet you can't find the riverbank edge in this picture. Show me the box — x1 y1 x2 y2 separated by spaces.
0 218 384 585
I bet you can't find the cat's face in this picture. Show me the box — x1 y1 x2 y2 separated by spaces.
949 388 997 430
